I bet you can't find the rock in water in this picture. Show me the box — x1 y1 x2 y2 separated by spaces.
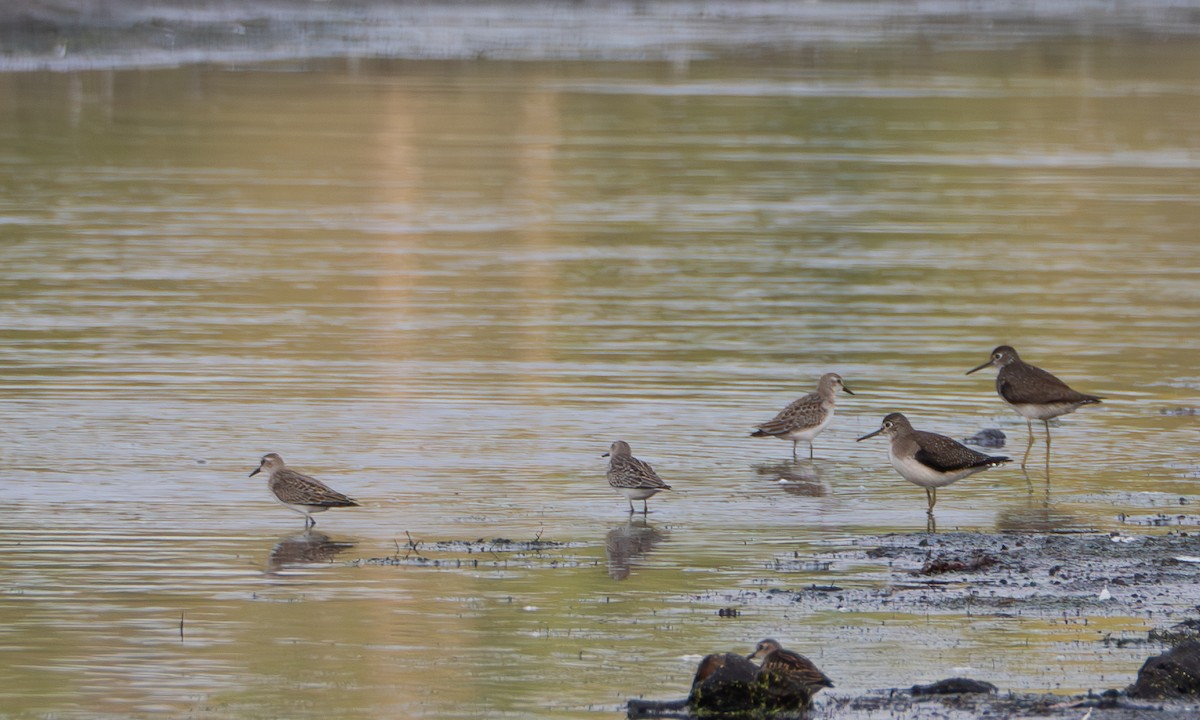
628 651 814 717
1128 640 1200 699
688 653 762 712
963 428 1006 448
911 677 998 695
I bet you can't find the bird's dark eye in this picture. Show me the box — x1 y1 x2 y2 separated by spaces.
994 353 1002 359
884 422 892 428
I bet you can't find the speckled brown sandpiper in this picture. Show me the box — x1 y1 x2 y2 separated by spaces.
250 453 360 527
747 638 834 703
751 372 854 459
603 440 671 514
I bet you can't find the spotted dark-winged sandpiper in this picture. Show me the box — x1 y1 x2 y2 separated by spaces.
747 638 834 704
857 413 1009 513
966 345 1102 466
603 440 672 514
751 372 855 459
250 453 360 527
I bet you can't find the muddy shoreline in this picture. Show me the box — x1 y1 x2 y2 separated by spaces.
352 530 1200 718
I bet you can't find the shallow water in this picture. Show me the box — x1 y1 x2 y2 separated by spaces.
2 16 1200 720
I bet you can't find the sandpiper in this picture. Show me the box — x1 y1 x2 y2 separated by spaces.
747 638 834 703
603 440 672 514
857 413 1009 512
249 453 360 527
751 372 855 459
966 345 1102 465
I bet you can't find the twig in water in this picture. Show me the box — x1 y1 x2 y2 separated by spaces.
403 530 424 559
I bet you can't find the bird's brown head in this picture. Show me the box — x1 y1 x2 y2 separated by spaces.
819 372 855 396
967 345 1019 375
602 440 632 459
857 412 911 442
748 638 782 661
250 452 285 477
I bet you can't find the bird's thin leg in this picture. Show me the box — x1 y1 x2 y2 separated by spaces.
1044 419 1052 481
808 442 814 460
627 499 635 514
643 500 649 515
1021 420 1035 470
792 440 798 459
927 512 937 534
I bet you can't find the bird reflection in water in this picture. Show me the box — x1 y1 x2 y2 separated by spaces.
754 460 826 497
267 530 356 574
605 518 667 580
996 497 1082 534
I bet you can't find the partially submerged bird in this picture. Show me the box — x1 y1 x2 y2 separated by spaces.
967 345 1102 465
857 413 1009 512
603 440 672 514
751 372 855 459
747 638 834 703
249 453 360 527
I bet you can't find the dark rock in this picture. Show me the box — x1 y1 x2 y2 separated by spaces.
963 428 1006 448
918 551 999 575
1128 639 1200 699
910 677 998 695
1150 619 1200 645
688 653 762 710
628 652 813 718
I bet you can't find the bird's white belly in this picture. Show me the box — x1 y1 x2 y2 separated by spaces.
888 448 981 488
279 500 328 515
1009 402 1078 421
616 487 663 501
782 409 834 442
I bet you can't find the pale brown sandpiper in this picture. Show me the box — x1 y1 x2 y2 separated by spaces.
249 453 360 527
751 372 854 459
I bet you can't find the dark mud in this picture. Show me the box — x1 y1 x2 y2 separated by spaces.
355 536 588 569
347 530 1200 717
824 687 1199 720
699 531 1200 621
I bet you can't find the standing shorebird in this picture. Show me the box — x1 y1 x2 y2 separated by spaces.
857 413 1009 514
603 440 672 514
249 453 360 527
747 639 834 704
966 345 1102 467
751 372 855 459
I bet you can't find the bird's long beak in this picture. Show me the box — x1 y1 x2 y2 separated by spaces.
856 428 883 442
965 359 993 375
842 385 856 395
601 452 610 458
249 466 261 477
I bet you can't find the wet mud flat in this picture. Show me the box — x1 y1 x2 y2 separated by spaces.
823 687 1200 720
737 530 1200 620
696 530 1200 719
345 531 1200 718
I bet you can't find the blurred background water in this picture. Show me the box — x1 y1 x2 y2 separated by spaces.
1 2 1199 718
